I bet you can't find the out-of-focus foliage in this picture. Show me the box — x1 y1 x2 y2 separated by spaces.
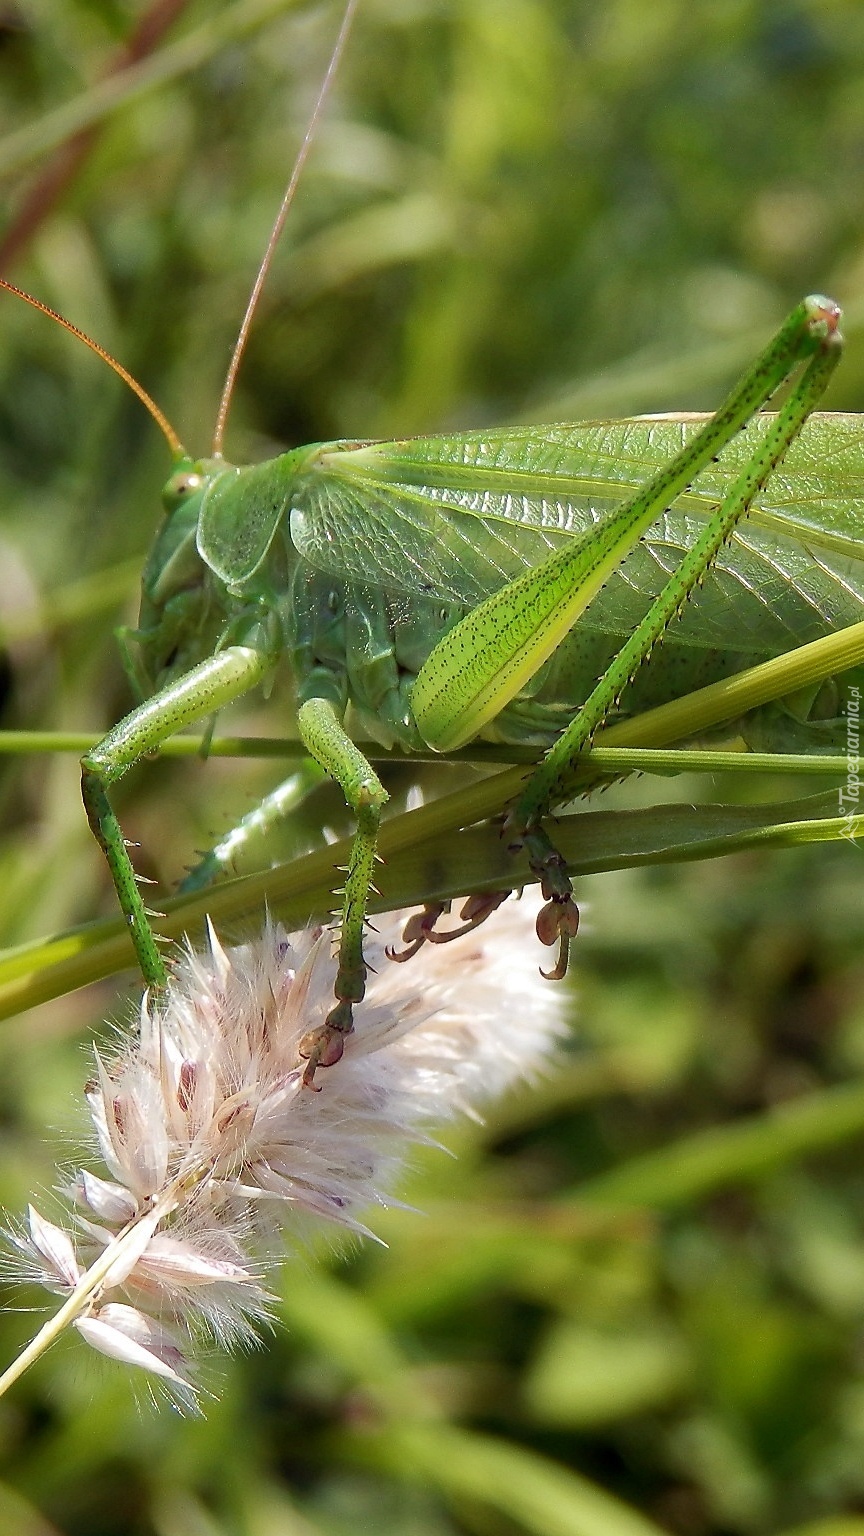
1 1 864 1532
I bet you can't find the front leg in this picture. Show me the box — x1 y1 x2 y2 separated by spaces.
295 696 389 1087
82 645 271 989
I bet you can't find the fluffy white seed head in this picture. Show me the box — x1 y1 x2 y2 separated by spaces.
6 896 567 1401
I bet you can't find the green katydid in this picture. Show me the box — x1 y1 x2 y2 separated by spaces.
0 14 861 1084
1 266 849 1082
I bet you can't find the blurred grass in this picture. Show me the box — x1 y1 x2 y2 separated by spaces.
2 1 864 1533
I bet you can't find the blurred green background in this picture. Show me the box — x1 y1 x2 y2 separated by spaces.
3 1 864 1532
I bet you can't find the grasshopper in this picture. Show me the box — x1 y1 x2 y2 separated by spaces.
1 17 860 1084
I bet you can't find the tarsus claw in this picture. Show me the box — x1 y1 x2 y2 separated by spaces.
387 892 512 961
426 891 510 944
386 902 449 962
540 934 570 982
298 1032 343 1089
535 895 579 981
298 999 353 1088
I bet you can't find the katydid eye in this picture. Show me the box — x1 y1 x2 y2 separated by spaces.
172 473 203 497
161 470 204 513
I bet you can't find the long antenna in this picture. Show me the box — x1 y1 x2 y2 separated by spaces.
0 276 185 457
211 0 359 459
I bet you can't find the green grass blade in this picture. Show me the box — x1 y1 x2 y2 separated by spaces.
0 788 856 1022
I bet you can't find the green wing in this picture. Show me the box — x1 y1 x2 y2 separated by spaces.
289 413 864 655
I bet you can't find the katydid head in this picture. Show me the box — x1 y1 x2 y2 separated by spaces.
127 0 359 692
133 0 359 690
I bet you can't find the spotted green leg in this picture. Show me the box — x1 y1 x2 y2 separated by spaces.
411 295 843 972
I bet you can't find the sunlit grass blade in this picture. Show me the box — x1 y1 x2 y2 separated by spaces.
0 786 857 1024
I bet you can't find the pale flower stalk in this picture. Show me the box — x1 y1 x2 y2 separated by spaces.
2 895 566 1404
